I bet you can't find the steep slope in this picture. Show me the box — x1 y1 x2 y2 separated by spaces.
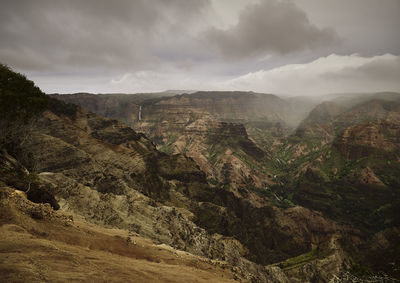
22 107 246 262
260 98 400 278
53 91 307 193
295 101 344 142
54 91 301 126
286 98 400 160
0 186 241 283
283 99 400 233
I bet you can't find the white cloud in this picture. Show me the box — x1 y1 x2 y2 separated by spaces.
223 54 400 95
108 71 225 93
30 54 400 95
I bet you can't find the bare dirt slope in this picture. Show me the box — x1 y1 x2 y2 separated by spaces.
0 186 239 283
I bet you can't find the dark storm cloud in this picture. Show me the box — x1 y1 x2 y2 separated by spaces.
0 0 210 71
205 0 339 58
297 0 400 57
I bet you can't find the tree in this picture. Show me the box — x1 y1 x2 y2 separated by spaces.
0 64 59 210
0 64 48 151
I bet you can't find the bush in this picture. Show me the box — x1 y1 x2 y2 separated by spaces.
47 97 78 119
0 64 48 149
0 64 47 123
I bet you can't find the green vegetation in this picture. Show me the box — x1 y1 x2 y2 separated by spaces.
349 263 375 277
207 144 221 164
278 249 318 270
0 64 48 123
159 135 178 155
242 117 400 235
0 64 62 210
48 97 78 118
286 147 400 234
0 64 50 172
0 64 48 149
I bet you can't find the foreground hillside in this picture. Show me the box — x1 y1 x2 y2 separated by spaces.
0 186 239 282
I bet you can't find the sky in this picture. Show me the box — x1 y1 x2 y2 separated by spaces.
0 0 399 96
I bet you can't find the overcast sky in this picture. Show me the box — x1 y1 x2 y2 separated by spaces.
1 0 399 95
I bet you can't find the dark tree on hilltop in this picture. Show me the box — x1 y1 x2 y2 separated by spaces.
0 64 47 121
0 64 48 150
0 64 60 210
0 63 49 172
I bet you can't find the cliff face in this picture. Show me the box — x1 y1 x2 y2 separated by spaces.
295 101 344 144
51 93 138 120
54 91 295 192
334 120 400 160
295 99 400 165
150 91 292 124
282 99 400 244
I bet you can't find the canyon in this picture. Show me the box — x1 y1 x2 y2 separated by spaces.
1 65 400 282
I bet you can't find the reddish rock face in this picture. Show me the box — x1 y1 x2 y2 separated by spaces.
334 120 400 160
53 92 294 191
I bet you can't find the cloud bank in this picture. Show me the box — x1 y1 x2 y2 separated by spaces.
224 54 400 95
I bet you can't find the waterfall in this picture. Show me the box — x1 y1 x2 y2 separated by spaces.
139 105 142 121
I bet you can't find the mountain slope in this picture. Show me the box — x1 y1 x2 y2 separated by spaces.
282 99 400 234
53 91 307 194
0 186 241 283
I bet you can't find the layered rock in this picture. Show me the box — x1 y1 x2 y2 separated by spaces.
52 91 309 192
334 120 400 160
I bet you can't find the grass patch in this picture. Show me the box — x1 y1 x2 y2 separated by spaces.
278 249 318 270
159 135 178 155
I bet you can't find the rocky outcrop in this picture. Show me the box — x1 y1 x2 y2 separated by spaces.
23 110 240 261
334 120 400 160
51 91 301 191
0 186 245 282
281 235 353 283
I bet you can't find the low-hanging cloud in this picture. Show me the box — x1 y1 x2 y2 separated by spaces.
28 54 400 95
223 54 400 95
206 0 339 58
